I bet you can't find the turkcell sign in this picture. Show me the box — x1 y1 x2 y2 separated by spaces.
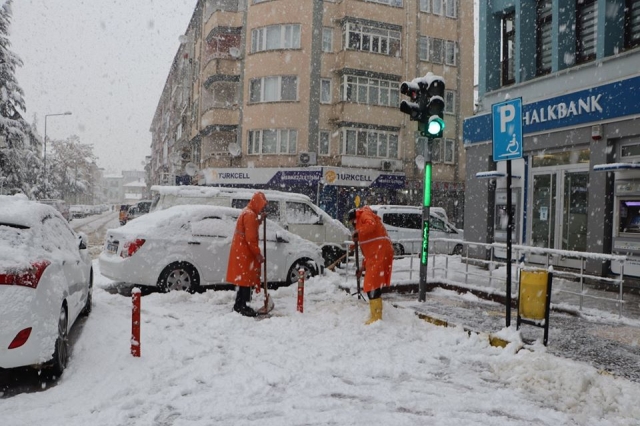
492 98 523 161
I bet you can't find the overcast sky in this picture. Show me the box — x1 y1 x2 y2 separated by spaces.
9 0 197 175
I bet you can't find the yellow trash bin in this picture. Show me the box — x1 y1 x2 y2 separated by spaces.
519 270 548 320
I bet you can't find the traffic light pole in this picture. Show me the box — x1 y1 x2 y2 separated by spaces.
418 137 433 302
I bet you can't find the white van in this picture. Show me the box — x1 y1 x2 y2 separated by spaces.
368 205 464 256
150 185 350 265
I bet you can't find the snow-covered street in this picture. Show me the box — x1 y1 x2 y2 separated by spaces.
2 261 640 426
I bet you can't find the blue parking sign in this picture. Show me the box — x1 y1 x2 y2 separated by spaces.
492 98 523 161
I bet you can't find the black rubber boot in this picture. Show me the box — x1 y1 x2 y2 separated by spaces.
233 286 257 317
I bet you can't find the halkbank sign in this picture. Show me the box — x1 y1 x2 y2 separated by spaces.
464 75 640 144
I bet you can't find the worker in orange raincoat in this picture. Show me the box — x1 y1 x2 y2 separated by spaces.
348 206 394 324
226 191 268 317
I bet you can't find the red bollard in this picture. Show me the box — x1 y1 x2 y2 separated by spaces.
297 268 305 313
131 288 141 357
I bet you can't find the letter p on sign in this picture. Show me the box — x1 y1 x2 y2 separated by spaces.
499 104 515 133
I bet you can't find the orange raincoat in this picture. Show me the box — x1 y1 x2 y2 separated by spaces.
355 206 394 293
226 192 268 288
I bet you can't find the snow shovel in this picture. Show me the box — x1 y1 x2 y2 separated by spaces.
257 214 274 315
352 238 365 301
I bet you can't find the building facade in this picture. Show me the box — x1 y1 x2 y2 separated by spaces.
149 0 474 225
464 0 640 277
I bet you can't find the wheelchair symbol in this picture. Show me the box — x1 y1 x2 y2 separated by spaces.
506 134 519 153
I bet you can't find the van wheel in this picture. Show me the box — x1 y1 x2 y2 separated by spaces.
157 262 201 293
287 259 317 286
452 244 463 255
392 244 404 257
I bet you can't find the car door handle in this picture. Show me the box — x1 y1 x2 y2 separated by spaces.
188 241 201 245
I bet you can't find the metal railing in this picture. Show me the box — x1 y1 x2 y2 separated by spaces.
340 239 629 318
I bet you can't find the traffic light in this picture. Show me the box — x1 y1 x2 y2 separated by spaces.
399 72 445 139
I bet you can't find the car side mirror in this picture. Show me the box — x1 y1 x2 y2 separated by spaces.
78 232 88 250
275 233 288 243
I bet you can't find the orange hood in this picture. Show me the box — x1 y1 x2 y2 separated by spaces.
247 191 267 215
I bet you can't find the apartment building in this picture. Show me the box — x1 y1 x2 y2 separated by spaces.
464 0 640 277
150 0 474 224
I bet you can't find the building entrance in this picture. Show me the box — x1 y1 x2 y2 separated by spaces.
529 159 589 268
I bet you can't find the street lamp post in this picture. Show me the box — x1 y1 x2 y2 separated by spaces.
43 111 72 197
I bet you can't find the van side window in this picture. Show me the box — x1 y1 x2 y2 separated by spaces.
430 217 447 232
232 199 280 221
383 213 422 230
286 202 319 224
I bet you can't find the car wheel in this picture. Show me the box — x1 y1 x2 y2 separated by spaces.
157 262 200 293
322 246 345 267
50 305 69 377
81 269 93 317
392 243 404 257
286 259 318 286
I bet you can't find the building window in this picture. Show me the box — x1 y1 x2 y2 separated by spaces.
445 0 457 18
445 40 457 65
625 0 640 49
502 12 515 85
444 90 455 114
420 0 430 12
576 0 598 63
364 0 403 6
249 76 298 103
321 79 332 104
536 0 553 76
343 21 401 57
248 129 297 155
430 38 444 63
341 128 398 159
341 75 400 107
432 0 443 15
322 27 333 52
419 36 429 60
319 131 330 156
251 24 301 53
444 139 455 164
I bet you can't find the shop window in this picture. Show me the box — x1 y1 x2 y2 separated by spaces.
619 199 640 234
625 0 640 49
621 142 640 159
536 0 553 76
576 0 598 63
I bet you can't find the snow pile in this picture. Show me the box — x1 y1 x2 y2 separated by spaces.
1 266 639 425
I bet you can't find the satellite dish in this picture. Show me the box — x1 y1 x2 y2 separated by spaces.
228 143 241 157
229 47 241 58
185 162 198 177
415 155 425 169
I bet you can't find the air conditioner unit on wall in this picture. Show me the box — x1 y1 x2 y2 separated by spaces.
298 152 317 166
381 160 392 171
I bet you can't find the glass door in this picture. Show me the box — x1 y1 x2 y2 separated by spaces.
528 169 589 268
531 173 557 250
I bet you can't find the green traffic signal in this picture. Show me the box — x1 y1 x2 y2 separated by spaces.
427 117 445 136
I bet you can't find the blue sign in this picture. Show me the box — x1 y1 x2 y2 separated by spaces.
492 98 523 161
464 75 640 145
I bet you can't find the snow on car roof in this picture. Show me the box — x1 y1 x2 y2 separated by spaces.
0 195 62 227
150 185 312 202
0 195 73 270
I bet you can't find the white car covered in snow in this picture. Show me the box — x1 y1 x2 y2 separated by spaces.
0 195 93 375
99 205 324 292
